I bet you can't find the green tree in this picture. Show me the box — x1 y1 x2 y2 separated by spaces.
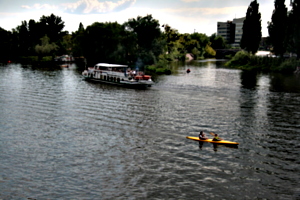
268 0 288 57
176 34 191 60
163 24 179 54
240 0 262 54
39 14 66 43
83 22 127 64
35 35 59 60
190 33 211 58
14 21 30 56
124 14 163 65
209 33 227 49
286 0 300 58
161 24 181 61
205 44 216 57
39 14 68 56
9 14 67 61
72 23 85 57
0 27 12 62
28 19 44 54
61 34 73 55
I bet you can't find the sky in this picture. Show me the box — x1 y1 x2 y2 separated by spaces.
0 0 292 37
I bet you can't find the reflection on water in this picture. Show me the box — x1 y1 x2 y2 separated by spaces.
240 71 258 89
0 61 299 199
198 142 238 151
269 72 300 93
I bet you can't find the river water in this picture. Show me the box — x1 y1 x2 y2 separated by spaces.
0 61 299 200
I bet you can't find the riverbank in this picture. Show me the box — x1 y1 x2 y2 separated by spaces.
225 50 300 74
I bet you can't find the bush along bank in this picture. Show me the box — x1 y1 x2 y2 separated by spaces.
146 64 172 75
225 51 300 74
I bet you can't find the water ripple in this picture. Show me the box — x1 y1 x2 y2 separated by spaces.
0 63 299 199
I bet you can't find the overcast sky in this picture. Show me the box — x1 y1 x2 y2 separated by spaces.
0 0 292 37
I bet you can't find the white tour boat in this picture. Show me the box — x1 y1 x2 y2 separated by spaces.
82 63 153 89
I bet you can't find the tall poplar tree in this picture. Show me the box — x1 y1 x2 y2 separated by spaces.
286 0 300 58
268 0 288 57
240 0 262 54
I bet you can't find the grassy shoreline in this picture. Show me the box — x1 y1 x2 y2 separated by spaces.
225 51 300 74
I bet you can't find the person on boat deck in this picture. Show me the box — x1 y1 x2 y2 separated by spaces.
129 70 133 77
212 133 222 141
199 131 208 140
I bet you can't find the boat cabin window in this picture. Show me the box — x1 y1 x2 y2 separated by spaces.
93 65 126 72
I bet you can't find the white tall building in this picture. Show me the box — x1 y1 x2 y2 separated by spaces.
217 17 245 47
232 17 246 47
217 21 235 44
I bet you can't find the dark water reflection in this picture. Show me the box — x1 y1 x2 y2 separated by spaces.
269 73 300 93
0 61 299 199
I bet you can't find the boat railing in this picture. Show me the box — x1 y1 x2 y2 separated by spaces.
86 68 151 82
93 69 124 77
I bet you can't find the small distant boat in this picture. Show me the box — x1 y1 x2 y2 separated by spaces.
186 136 239 145
82 63 154 89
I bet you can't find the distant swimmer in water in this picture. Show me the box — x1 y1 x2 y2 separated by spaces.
186 68 191 73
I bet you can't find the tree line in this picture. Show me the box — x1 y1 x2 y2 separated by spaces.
0 14 226 67
268 0 300 58
2 0 299 70
225 0 300 74
241 0 300 58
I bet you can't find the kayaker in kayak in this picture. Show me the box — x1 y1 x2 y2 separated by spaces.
212 133 222 141
199 131 208 140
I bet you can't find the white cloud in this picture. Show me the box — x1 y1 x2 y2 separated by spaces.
19 0 136 14
21 5 31 9
161 6 247 16
63 0 136 14
180 0 200 2
21 4 58 10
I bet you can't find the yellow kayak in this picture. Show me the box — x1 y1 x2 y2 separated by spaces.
186 136 239 145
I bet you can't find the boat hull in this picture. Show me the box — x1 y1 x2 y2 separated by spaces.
186 136 239 145
82 63 154 89
82 76 152 89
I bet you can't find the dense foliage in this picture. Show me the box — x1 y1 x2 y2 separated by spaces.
227 0 300 73
267 0 300 58
0 27 12 63
286 0 300 58
240 0 262 54
0 13 221 69
225 50 300 73
1 5 298 74
268 0 288 57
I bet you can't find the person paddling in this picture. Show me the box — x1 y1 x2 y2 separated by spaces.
199 131 208 140
211 133 222 141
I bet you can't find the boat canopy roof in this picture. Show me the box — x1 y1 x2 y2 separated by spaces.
94 63 128 68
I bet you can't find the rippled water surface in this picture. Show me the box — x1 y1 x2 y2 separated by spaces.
0 61 300 199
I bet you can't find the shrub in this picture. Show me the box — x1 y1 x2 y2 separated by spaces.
146 65 157 73
41 56 53 62
274 58 300 73
226 50 300 73
155 68 171 75
225 50 251 67
20 56 39 63
146 64 172 75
